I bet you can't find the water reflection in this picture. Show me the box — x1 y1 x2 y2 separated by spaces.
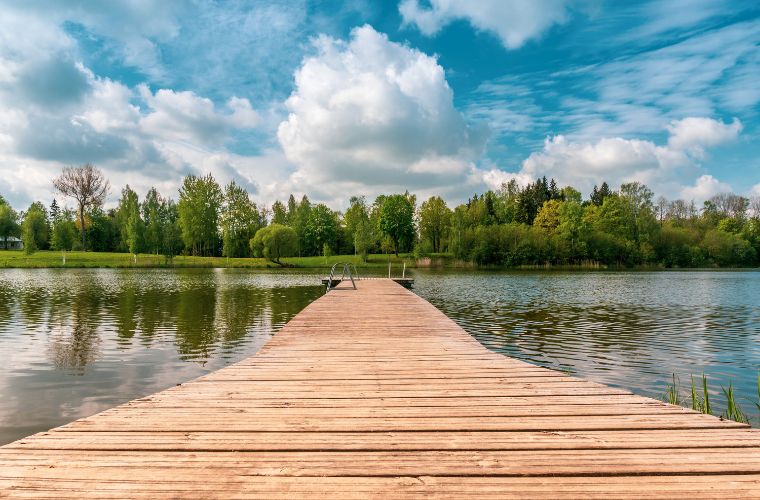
413 270 760 422
0 268 323 444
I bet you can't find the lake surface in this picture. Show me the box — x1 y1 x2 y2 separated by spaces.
414 270 760 421
0 268 323 444
0 268 758 444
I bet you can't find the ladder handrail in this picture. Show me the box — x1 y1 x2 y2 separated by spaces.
326 262 358 292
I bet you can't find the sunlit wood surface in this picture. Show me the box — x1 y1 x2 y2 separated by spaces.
1 279 759 498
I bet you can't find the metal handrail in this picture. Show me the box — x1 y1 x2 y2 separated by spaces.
326 262 358 292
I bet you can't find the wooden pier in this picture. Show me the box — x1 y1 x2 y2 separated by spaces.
1 279 759 498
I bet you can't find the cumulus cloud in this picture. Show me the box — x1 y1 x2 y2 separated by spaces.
0 1 301 209
666 116 742 157
138 86 259 147
680 174 731 202
277 25 487 201
514 117 740 202
399 0 569 49
0 19 267 208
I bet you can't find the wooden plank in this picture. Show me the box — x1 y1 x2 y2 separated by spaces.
9 429 760 452
1 278 758 498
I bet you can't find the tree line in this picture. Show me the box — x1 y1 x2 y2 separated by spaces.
1 164 759 267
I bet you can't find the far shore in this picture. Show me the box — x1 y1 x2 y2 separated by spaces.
0 250 757 271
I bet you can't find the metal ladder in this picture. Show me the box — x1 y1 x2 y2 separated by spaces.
326 262 359 292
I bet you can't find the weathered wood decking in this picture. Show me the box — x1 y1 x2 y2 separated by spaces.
1 279 759 498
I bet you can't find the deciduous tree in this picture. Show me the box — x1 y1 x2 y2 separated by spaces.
419 196 451 253
221 181 263 258
250 224 297 264
178 174 223 256
379 193 415 256
52 164 110 250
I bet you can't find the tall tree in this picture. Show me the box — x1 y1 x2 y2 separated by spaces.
590 182 611 206
49 199 60 222
353 217 373 261
0 202 20 249
534 199 562 233
294 195 312 256
419 196 451 253
142 188 164 254
20 202 49 253
343 196 371 255
516 177 557 224
125 205 143 258
50 209 77 263
87 207 119 252
379 193 415 255
162 200 183 261
620 182 655 243
304 203 338 256
286 194 298 225
221 181 263 258
115 185 140 251
177 174 223 256
750 195 760 219
708 193 749 219
52 163 110 250
271 200 287 225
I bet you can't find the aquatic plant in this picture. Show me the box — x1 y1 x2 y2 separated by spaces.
721 382 748 424
690 374 711 414
664 373 680 406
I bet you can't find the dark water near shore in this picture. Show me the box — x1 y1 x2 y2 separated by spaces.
0 268 758 444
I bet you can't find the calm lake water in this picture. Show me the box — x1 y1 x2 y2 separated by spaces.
0 267 758 444
414 270 760 421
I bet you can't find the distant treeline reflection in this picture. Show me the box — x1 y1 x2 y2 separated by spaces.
2 271 319 371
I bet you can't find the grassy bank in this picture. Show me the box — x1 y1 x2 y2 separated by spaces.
0 250 425 269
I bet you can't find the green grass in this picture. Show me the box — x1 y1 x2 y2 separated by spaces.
0 250 422 269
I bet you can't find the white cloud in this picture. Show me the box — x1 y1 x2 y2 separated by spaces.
1 1 184 82
399 0 569 49
277 25 487 202
680 174 731 202
481 169 533 191
0 42 269 208
512 117 740 201
138 86 259 147
666 116 742 157
565 19 760 139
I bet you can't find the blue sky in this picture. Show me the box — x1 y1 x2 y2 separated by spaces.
0 0 758 209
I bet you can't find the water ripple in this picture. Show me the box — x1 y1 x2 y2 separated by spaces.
413 269 760 421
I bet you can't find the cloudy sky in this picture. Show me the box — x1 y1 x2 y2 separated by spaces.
1 0 759 210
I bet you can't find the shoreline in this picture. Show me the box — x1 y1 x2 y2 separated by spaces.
0 250 757 271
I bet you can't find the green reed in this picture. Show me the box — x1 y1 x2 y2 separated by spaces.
663 372 757 426
721 382 748 424
690 374 711 414
664 373 680 405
